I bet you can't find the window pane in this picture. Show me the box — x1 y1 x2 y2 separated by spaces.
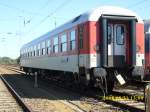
33 46 36 56
61 43 67 52
38 50 41 56
79 25 84 49
26 48 27 55
60 34 67 52
34 45 36 50
116 25 125 45
38 44 40 49
42 48 46 55
28 48 30 57
79 25 84 39
79 38 83 49
61 34 67 43
31 46 33 56
47 40 51 47
54 45 58 53
54 37 58 45
34 51 36 56
70 41 75 50
47 47 51 54
42 41 45 48
70 30 75 41
107 25 112 44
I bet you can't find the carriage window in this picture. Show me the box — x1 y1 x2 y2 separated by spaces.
41 41 46 55
46 40 51 54
53 37 58 53
20 50 23 58
24 50 26 57
79 25 84 49
26 48 28 57
37 44 41 56
107 25 112 44
31 46 33 57
21 50 23 58
70 30 76 50
116 25 125 45
28 48 30 57
60 34 67 52
23 49 25 58
25 49 26 57
28 48 29 57
34 45 36 56
30 46 33 57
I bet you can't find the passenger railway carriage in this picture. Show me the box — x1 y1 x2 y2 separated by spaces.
20 6 144 92
144 20 150 81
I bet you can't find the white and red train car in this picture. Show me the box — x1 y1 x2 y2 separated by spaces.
20 6 144 92
144 20 150 81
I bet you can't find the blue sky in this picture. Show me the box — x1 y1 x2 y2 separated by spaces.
0 0 149 59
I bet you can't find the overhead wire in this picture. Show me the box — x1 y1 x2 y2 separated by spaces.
38 0 51 11
25 0 72 35
0 1 44 16
127 0 149 9
24 0 52 26
126 0 149 20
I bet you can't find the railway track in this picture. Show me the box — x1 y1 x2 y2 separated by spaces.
46 78 145 112
0 65 124 112
0 68 85 112
0 65 146 112
0 74 32 112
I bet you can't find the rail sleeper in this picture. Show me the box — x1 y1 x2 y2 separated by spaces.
0 79 23 112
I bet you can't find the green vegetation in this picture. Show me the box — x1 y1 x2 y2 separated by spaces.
0 57 20 65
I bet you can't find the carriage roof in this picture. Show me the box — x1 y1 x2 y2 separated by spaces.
21 6 143 49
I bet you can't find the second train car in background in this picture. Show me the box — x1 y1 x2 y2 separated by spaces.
144 20 150 81
20 6 144 92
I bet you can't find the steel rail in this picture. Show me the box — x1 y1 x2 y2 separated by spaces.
0 74 33 112
1 65 146 112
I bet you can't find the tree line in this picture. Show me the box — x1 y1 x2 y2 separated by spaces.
0 57 20 65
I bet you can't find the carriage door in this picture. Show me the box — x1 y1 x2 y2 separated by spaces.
108 23 126 67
